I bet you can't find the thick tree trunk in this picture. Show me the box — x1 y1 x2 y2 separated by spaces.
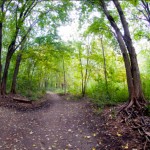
101 0 146 111
113 0 145 104
101 1 133 98
116 34 134 99
1 28 18 94
10 53 22 94
1 50 14 94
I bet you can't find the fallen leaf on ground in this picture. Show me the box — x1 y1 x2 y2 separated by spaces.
122 143 128 149
117 132 122 137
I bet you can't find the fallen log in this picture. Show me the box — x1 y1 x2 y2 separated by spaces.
13 97 32 104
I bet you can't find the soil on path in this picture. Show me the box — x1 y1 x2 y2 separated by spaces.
0 92 100 150
0 92 147 150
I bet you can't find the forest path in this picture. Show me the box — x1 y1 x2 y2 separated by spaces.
0 92 101 150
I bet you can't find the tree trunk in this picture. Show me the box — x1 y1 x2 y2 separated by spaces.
113 0 145 104
1 48 14 95
101 0 133 98
44 80 48 90
62 56 66 94
10 53 22 94
1 29 18 94
1 0 38 95
0 1 5 94
100 36 108 95
0 22 2 93
78 49 84 96
100 0 146 111
82 44 90 97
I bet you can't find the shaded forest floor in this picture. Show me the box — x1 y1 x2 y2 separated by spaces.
0 92 149 150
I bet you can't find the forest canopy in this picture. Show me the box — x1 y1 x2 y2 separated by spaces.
0 0 149 108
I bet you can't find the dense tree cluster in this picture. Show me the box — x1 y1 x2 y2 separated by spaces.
0 0 149 109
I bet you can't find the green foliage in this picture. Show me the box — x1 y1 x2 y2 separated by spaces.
1 0 150 109
84 17 110 35
128 0 139 6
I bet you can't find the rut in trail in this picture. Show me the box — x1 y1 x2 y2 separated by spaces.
0 93 99 150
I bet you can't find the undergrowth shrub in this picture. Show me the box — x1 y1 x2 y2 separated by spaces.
86 81 128 108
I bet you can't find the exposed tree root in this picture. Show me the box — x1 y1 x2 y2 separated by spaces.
118 98 150 149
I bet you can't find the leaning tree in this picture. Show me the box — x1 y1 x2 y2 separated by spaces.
82 0 147 112
99 0 146 112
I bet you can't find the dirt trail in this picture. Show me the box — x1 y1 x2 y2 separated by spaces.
0 92 99 150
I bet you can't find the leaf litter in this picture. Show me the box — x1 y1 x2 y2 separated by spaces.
0 93 149 149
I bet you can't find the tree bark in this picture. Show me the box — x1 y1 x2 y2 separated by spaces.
62 55 66 94
100 0 133 97
82 44 90 97
100 36 108 95
1 39 16 94
10 52 22 94
0 22 2 93
100 0 146 110
0 1 5 93
113 0 145 103
1 1 38 95
78 49 84 96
